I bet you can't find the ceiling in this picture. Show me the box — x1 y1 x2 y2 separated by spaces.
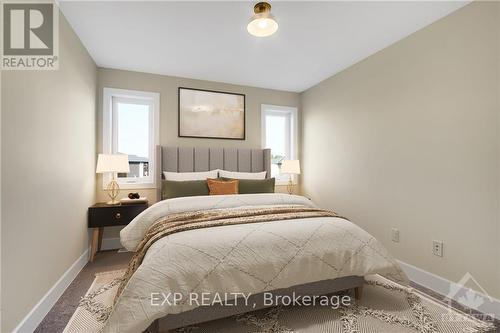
59 1 469 92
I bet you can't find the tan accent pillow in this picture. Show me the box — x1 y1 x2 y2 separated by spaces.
207 178 239 195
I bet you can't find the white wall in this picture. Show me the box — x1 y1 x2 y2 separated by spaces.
1 14 97 331
301 1 499 299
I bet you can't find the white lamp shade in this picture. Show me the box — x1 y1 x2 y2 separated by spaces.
96 154 130 173
281 160 301 175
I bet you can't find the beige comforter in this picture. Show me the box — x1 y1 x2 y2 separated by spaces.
103 194 406 333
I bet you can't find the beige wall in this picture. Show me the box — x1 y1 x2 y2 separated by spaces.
96 68 300 238
1 14 97 332
498 1 500 293
301 1 500 299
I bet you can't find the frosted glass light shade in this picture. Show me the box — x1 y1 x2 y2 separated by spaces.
96 154 130 173
247 13 278 37
281 160 301 175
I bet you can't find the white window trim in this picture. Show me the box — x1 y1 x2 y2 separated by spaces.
102 87 160 189
261 104 298 185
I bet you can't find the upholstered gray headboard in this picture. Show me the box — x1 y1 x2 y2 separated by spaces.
155 146 271 200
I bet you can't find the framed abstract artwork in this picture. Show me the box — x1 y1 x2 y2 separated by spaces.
178 87 245 140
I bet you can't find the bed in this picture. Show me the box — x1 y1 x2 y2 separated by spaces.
102 146 406 333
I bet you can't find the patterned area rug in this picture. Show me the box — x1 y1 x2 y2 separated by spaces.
63 270 495 333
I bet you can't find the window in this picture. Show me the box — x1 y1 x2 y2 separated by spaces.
103 88 159 188
261 104 298 183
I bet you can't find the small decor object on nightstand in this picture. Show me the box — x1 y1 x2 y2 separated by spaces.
96 154 130 205
128 192 140 199
281 160 301 195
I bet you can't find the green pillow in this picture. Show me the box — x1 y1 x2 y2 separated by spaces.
220 178 275 194
162 180 209 199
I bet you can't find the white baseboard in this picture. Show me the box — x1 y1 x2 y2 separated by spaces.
100 237 122 251
13 249 89 333
398 260 500 320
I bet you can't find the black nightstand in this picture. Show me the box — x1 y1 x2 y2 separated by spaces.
88 202 148 261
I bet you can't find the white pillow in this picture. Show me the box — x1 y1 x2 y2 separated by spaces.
218 170 267 180
163 170 218 181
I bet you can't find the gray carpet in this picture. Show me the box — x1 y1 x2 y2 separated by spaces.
35 251 133 333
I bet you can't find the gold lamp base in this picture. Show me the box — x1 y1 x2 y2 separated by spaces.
106 178 121 205
287 179 294 195
106 199 121 205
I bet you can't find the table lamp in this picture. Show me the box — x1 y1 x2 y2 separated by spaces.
96 154 130 205
280 160 301 195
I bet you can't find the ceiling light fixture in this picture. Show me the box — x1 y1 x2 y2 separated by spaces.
247 2 278 37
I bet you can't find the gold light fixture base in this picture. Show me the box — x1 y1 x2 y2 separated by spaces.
254 2 271 14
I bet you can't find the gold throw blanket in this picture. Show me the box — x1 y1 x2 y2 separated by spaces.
114 206 345 304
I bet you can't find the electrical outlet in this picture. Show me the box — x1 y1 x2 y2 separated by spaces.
391 228 400 243
432 240 444 257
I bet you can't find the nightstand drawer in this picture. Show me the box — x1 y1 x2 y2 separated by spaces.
88 203 148 228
